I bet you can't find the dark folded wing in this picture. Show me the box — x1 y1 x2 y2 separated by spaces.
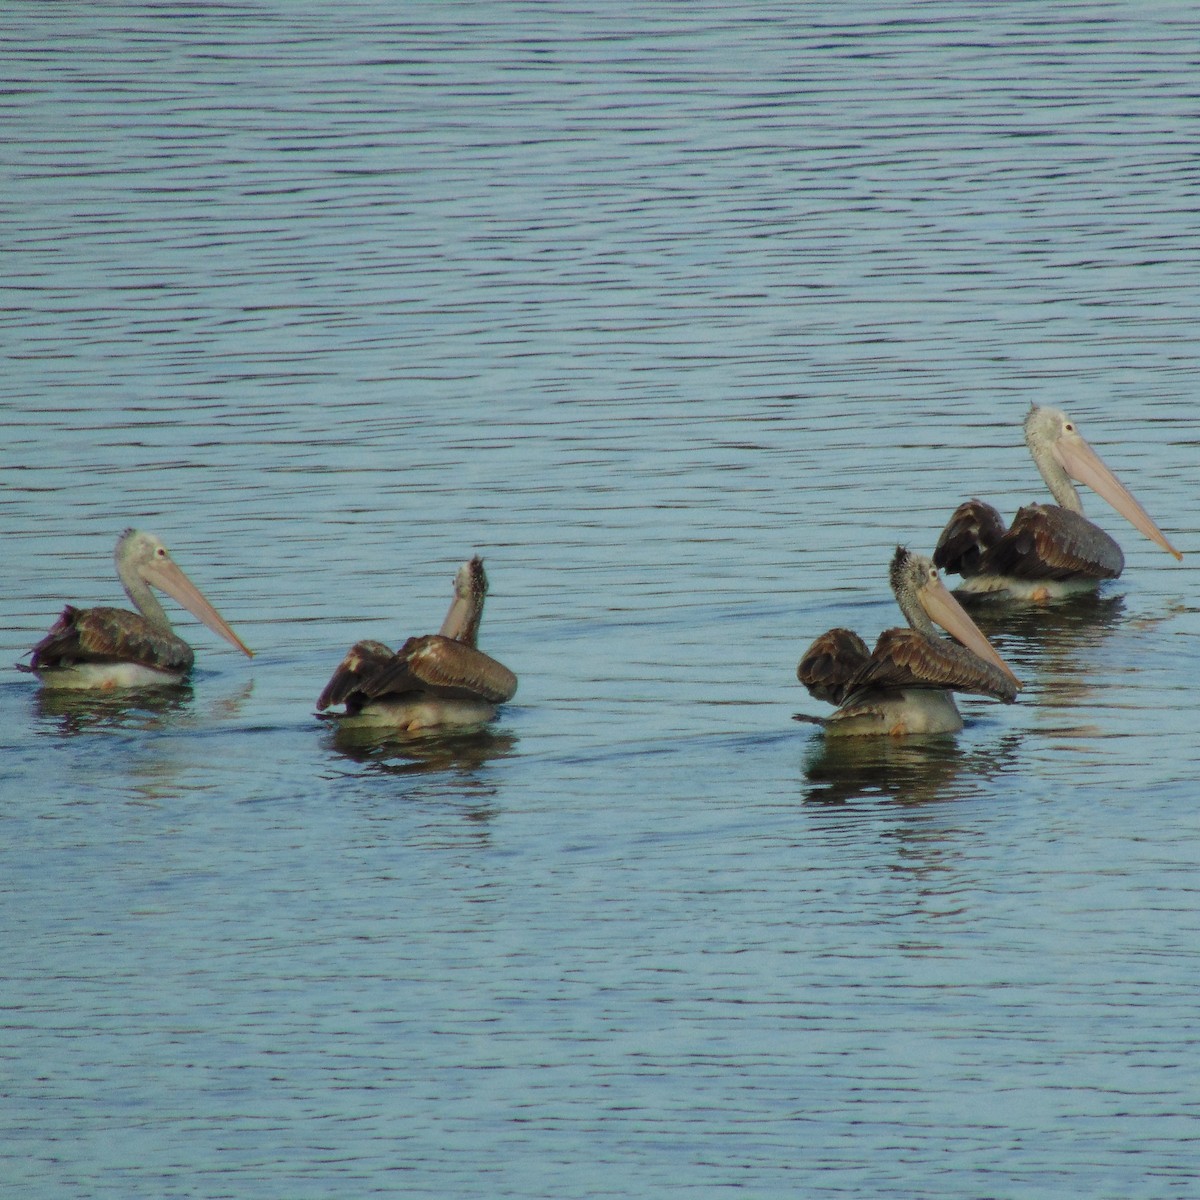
845 628 1018 703
371 635 518 704
319 635 518 711
797 627 872 706
933 499 1009 577
316 639 397 710
980 504 1123 581
29 606 193 673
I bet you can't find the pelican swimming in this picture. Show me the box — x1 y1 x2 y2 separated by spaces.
22 528 253 689
934 405 1181 600
796 546 1021 737
316 555 517 733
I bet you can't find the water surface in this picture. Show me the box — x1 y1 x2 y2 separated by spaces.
2 4 1199 1197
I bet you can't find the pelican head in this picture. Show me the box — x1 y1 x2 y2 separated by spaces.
438 555 489 645
1024 405 1181 560
890 546 1021 687
116 529 253 656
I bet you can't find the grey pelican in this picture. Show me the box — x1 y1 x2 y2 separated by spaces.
22 528 253 689
796 546 1021 737
317 556 517 733
934 405 1181 600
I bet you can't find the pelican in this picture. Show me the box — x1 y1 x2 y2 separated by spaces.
934 405 1181 600
22 528 253 689
796 546 1021 737
317 556 517 733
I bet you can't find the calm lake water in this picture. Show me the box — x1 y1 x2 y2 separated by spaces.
3 3 1199 1197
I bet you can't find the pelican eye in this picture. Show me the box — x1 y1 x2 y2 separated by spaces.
1064 422 1075 432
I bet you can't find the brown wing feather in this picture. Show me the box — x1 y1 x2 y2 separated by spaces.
318 635 517 712
846 628 1018 703
933 499 1009 577
981 504 1123 581
797 628 871 706
372 635 518 704
316 639 396 710
29 606 193 673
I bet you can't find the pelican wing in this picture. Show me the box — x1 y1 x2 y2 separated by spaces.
370 635 518 704
933 499 1009 577
982 504 1123 581
797 627 872 706
29 606 193 673
845 628 1018 704
316 639 397 711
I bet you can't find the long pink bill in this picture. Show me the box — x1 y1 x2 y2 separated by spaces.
143 558 254 657
1054 435 1182 560
920 573 1022 688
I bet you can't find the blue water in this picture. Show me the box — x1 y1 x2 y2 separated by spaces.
2 3 1199 1197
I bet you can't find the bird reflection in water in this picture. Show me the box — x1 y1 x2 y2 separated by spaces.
966 589 1126 649
32 679 255 738
325 720 518 779
802 731 1023 807
325 726 519 838
33 683 194 737
965 592 1126 722
801 734 1026 911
